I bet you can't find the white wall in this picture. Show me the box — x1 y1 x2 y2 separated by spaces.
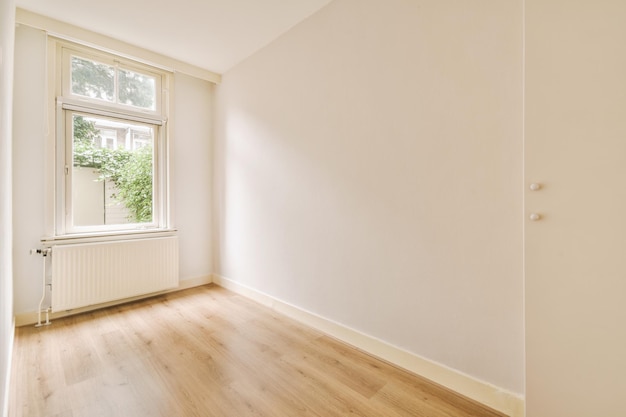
13 24 51 316
214 0 524 395
12 25 214 315
0 0 16 415
171 72 214 280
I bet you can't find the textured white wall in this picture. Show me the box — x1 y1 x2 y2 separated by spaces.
11 25 214 314
214 0 524 393
0 0 16 414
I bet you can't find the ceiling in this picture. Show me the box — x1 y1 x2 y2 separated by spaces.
14 0 333 74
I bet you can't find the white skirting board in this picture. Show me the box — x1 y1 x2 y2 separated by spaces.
211 274 524 417
14 275 212 327
1 318 15 417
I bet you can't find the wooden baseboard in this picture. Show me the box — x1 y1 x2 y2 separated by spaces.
212 274 524 417
14 275 213 327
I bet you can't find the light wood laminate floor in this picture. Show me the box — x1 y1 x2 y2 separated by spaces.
9 284 507 417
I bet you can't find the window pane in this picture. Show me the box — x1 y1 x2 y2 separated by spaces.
70 56 115 102
119 68 156 110
72 114 154 227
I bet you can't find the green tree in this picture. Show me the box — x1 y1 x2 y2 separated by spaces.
114 146 153 223
72 115 101 167
119 69 155 110
71 57 114 101
73 116 152 223
71 56 155 110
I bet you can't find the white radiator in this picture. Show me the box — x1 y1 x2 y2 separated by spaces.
50 236 179 312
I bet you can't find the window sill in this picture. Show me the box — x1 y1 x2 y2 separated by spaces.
41 228 178 246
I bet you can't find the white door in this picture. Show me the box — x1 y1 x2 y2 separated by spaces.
525 1 626 416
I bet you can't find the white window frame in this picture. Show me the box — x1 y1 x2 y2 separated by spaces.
50 39 172 237
61 46 163 114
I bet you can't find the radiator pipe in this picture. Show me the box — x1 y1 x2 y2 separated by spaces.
33 248 52 327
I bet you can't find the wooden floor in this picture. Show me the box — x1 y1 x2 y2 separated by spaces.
9 284 506 417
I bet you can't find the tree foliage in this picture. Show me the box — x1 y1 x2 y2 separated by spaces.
119 69 155 110
114 146 153 223
73 116 153 223
71 56 155 110
71 57 114 101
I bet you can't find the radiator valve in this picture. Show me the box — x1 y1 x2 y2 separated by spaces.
30 248 51 257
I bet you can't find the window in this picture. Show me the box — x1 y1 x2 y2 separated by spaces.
99 128 117 149
53 41 170 235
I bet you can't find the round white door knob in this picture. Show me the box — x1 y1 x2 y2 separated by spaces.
529 213 541 221
529 183 541 191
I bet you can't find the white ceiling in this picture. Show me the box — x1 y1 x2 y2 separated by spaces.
15 0 333 74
